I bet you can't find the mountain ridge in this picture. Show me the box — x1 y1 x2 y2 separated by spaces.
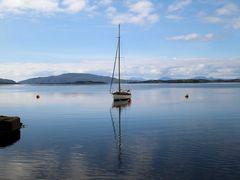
18 73 118 84
0 78 16 84
1 73 240 84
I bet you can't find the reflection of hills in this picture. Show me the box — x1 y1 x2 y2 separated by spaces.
0 130 21 148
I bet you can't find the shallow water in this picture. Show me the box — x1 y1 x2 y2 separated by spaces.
0 83 240 179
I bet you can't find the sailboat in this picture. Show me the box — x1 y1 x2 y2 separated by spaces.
110 24 131 101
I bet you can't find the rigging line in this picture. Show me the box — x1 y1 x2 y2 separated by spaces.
110 39 119 93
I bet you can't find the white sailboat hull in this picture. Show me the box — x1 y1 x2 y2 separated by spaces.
113 94 131 101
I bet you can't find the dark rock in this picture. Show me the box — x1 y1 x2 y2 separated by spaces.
0 116 21 132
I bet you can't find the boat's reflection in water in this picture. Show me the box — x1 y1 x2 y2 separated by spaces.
0 130 21 148
110 100 131 167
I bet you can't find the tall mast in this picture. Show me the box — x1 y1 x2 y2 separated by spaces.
118 24 121 92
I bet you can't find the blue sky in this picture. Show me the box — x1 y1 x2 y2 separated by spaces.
0 0 240 81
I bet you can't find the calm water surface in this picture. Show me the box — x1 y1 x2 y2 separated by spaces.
0 83 240 179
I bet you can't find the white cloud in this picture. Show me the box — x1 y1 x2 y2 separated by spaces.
0 61 113 81
203 33 215 41
199 2 240 30
0 0 160 25
229 18 240 29
0 0 59 13
129 0 153 16
106 0 159 25
61 0 87 13
106 6 116 16
167 33 215 41
201 15 240 30
1 58 240 81
216 3 239 16
98 0 112 6
197 11 221 24
203 16 222 23
167 0 192 12
168 33 199 41
0 0 89 14
154 58 240 79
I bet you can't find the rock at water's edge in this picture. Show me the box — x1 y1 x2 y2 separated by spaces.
0 116 21 132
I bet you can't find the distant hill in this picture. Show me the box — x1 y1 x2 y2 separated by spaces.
8 73 240 85
18 73 119 84
193 76 217 80
0 78 16 84
131 79 240 83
